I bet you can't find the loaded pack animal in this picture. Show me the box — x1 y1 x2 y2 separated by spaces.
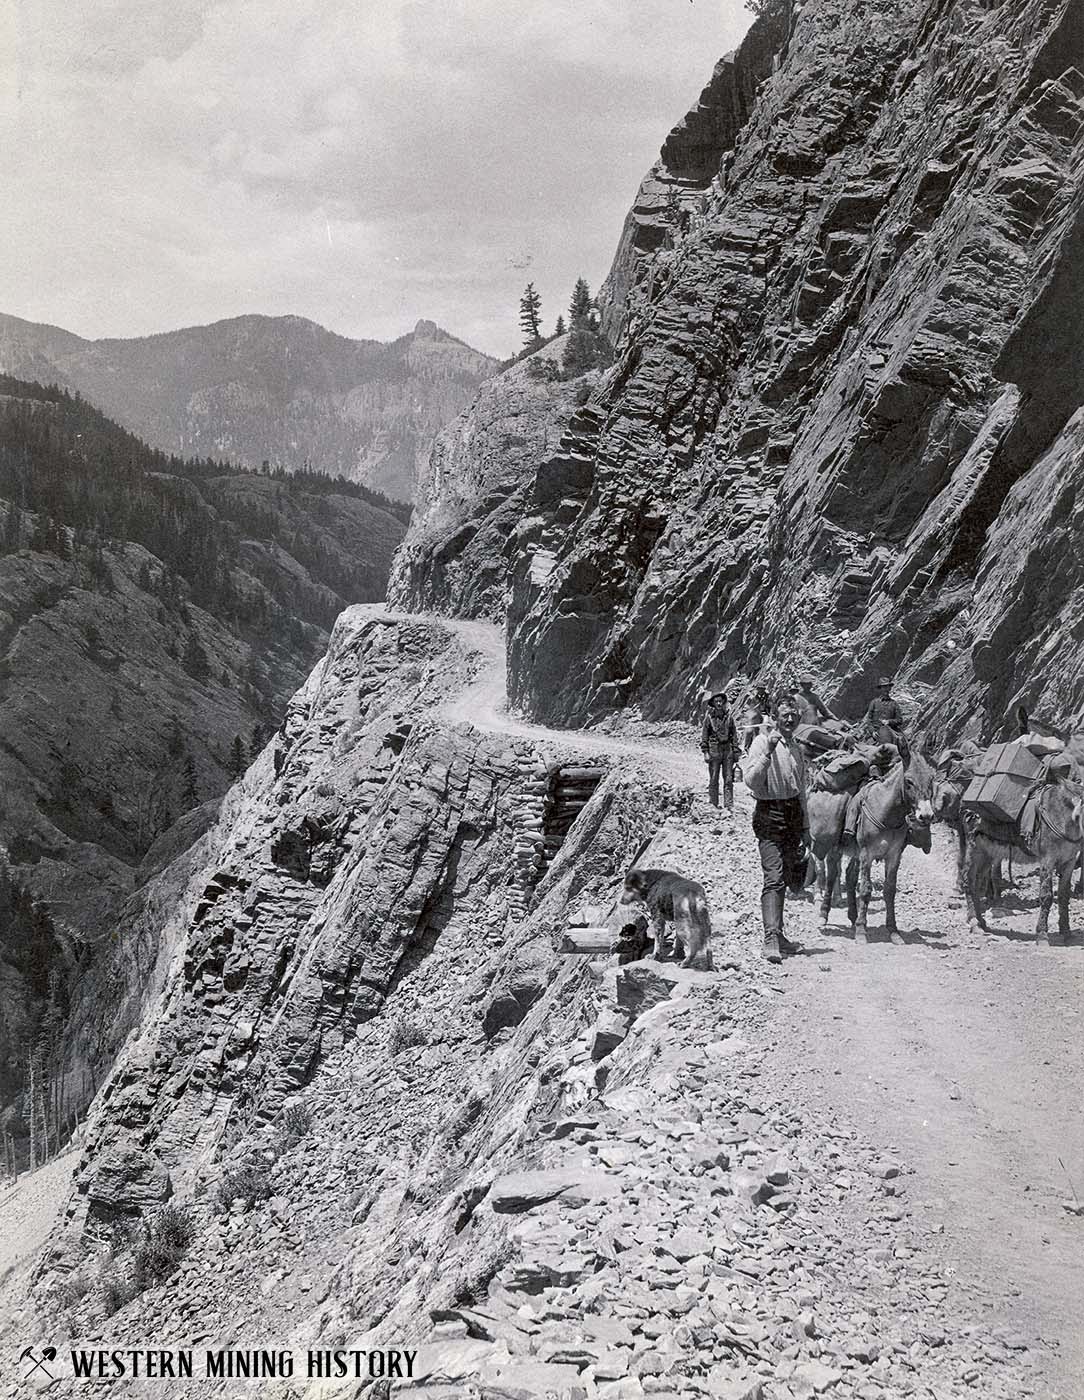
931 756 1084 945
620 868 713 969
807 743 934 943
930 744 991 894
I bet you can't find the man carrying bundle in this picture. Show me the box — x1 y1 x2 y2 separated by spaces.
700 689 738 809
744 697 810 962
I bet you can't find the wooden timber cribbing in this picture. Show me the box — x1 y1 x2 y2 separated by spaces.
508 758 608 919
542 764 607 866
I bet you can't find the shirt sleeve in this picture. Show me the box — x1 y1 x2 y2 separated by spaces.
744 733 771 787
700 714 710 748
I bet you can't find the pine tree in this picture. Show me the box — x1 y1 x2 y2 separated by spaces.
230 734 246 777
519 283 542 348
249 723 266 762
569 278 592 325
561 276 612 379
555 314 566 337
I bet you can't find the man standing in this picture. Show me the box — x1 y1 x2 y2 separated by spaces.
792 675 835 727
700 690 738 809
744 698 810 963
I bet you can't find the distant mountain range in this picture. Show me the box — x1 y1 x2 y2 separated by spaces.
0 312 497 503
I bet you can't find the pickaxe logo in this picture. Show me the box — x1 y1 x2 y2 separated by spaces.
20 1347 57 1379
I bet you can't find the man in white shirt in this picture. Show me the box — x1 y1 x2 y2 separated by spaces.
744 697 810 962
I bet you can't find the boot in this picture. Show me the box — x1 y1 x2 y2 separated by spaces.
778 932 801 956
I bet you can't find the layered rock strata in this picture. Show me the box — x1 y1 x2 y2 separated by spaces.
387 338 596 620
492 0 1084 744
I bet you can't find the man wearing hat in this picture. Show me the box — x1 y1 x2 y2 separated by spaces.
700 689 738 809
864 677 908 759
792 675 835 728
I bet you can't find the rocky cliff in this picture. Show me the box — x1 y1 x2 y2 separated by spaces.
494 0 1084 745
0 314 496 504
387 338 600 620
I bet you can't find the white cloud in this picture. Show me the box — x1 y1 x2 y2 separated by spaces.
1 0 751 354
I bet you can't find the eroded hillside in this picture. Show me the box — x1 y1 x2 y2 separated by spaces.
0 383 405 1161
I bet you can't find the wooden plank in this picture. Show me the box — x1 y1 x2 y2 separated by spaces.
559 928 617 954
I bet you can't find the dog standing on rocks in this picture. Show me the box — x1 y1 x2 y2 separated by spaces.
620 869 713 970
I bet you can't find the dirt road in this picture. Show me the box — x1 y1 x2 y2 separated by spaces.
770 825 1084 1395
389 606 1084 1395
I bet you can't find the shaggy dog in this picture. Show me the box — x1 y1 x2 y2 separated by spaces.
620 868 713 969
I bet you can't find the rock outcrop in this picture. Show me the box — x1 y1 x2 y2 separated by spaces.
25 760 1035 1400
36 609 665 1259
388 338 599 620
599 3 789 344
0 313 496 503
501 0 1084 746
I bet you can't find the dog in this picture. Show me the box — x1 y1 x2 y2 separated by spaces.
620 868 713 970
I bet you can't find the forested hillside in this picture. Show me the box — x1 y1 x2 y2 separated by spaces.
0 379 406 1165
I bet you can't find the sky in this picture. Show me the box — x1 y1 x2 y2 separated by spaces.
0 0 750 358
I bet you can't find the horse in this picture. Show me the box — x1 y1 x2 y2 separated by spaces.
808 748 933 943
963 779 1084 943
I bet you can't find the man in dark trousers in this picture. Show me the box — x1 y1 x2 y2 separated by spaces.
700 690 738 809
744 697 809 962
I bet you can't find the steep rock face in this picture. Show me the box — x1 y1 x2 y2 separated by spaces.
598 4 788 344
0 314 496 503
387 338 597 620
508 0 1084 743
47 611 521 1244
